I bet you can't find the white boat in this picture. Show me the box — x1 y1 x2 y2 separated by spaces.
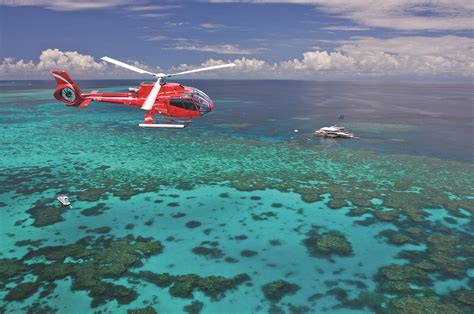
57 194 71 206
314 125 354 138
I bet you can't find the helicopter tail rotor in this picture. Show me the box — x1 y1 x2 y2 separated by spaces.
51 70 85 106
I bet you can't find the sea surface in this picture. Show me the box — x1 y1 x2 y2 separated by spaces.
0 80 473 313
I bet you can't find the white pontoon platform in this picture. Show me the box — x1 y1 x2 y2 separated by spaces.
314 125 354 138
57 194 71 206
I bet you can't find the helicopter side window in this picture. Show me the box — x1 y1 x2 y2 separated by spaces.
170 98 197 111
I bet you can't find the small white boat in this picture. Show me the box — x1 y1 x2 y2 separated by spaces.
57 194 71 206
314 125 354 138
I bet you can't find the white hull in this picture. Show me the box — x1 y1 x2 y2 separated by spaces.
314 125 354 138
57 195 71 206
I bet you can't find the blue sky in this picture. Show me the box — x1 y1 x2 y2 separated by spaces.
0 0 473 79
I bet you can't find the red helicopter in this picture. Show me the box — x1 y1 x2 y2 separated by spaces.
52 56 236 128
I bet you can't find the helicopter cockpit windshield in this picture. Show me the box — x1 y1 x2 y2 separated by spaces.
192 89 212 114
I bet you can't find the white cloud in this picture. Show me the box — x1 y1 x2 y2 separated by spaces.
200 23 226 30
136 13 169 18
126 5 182 12
0 0 133 11
0 49 157 78
1 37 473 79
0 49 104 77
198 23 238 31
171 57 271 75
208 0 474 30
284 36 474 76
169 44 268 55
321 26 370 31
0 57 36 73
36 49 104 71
168 35 474 78
143 35 168 41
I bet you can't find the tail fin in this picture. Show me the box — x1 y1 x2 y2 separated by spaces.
52 71 85 106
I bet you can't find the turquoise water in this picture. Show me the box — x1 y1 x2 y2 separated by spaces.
0 81 473 313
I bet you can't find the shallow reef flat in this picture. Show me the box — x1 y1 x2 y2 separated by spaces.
0 89 473 313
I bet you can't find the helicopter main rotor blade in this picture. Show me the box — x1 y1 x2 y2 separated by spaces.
141 78 162 111
168 63 236 77
101 56 157 76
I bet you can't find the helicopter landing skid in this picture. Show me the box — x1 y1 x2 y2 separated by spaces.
139 114 191 129
139 123 188 129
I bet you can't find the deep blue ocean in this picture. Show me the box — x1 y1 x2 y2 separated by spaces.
0 80 473 313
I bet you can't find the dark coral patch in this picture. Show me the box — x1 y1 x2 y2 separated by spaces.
374 209 401 222
128 271 175 288
144 219 154 226
169 274 201 298
269 239 282 246
186 220 202 228
376 263 432 296
168 273 250 300
346 207 368 217
86 226 112 234
184 300 204 314
176 181 194 190
5 282 39 301
377 229 415 246
303 228 353 258
172 212 186 218
225 257 239 263
389 297 463 313
240 250 258 257
127 306 157 314
26 198 64 227
1 236 162 307
192 246 224 259
80 203 109 216
76 187 109 202
252 211 277 221
262 280 300 302
452 288 474 306
328 199 348 209
15 239 46 247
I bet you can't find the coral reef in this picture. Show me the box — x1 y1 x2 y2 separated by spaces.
303 228 353 257
251 211 277 220
80 203 109 216
192 246 225 259
389 296 464 313
452 288 474 306
168 273 250 300
346 207 368 217
26 198 64 227
2 94 474 313
1 236 162 307
184 300 204 314
185 221 202 228
127 306 157 314
240 250 258 257
5 282 39 301
262 280 300 302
